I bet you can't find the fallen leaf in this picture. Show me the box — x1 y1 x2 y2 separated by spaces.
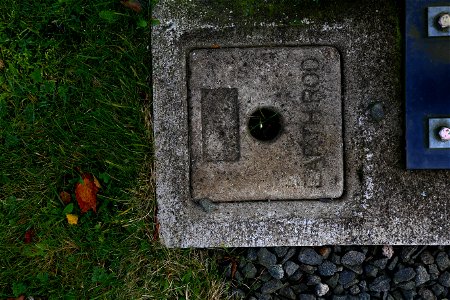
93 175 101 189
231 259 237 279
60 191 71 204
66 214 79 225
211 43 221 49
24 230 34 244
153 222 160 241
121 0 142 13
75 173 99 213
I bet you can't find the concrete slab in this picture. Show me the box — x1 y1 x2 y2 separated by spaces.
152 0 450 247
189 47 343 202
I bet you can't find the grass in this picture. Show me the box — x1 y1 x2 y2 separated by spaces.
0 0 227 298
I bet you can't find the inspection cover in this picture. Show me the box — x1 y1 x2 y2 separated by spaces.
189 47 343 202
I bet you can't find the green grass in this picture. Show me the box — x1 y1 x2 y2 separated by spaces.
0 0 226 298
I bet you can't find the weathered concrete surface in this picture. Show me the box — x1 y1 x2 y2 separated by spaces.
152 0 450 247
189 47 343 201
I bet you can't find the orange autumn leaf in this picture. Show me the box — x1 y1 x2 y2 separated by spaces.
75 173 99 213
60 191 71 204
121 0 142 13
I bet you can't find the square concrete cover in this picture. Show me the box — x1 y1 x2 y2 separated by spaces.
189 47 343 202
152 0 450 247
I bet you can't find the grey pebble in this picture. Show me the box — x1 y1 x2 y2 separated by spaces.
401 289 417 300
339 270 356 288
349 284 360 295
273 247 288 258
261 279 284 294
315 283 329 297
299 264 317 274
330 254 341 265
431 283 445 297
393 267 416 283
359 280 368 292
372 258 389 269
415 265 430 286
298 248 323 266
242 262 258 279
341 251 366 266
358 292 371 300
326 273 339 289
284 261 299 277
436 252 450 271
279 286 296 300
247 248 258 261
258 248 277 268
307 275 321 285
333 284 344 295
418 288 436 300
397 281 415 290
291 283 308 294
268 264 284 280
364 264 378 277
369 275 391 292
331 296 347 300
387 256 399 271
420 251 435 265
281 248 297 264
400 246 419 262
289 268 303 281
298 294 316 300
439 271 450 287
255 293 272 300
428 264 440 276
345 264 363 275
318 261 337 277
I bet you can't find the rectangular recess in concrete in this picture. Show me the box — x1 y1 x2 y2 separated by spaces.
189 47 343 202
200 88 240 162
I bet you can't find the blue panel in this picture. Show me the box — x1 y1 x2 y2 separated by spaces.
406 0 450 169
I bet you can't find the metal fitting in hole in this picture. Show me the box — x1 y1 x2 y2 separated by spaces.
437 13 450 30
438 127 450 141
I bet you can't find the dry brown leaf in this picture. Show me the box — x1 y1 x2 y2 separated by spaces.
75 173 99 213
60 191 71 204
121 0 142 13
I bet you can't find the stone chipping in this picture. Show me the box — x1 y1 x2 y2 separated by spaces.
222 246 450 299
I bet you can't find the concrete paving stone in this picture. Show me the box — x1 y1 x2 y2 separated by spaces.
152 0 450 248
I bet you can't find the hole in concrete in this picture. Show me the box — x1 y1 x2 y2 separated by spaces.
248 107 282 142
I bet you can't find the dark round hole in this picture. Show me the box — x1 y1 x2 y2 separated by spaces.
248 107 282 142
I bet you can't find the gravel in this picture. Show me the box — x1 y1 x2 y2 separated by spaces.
222 246 450 299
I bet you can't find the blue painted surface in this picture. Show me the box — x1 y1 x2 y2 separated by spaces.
406 0 450 169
